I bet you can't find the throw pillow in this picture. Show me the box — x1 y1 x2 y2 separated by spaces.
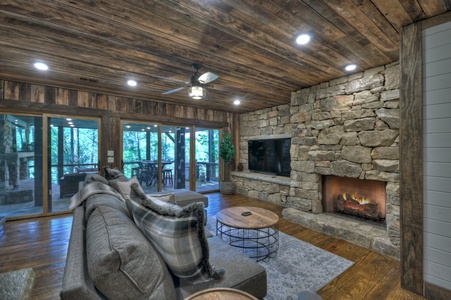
103 166 128 181
84 174 109 185
114 176 146 202
127 184 224 284
86 205 177 300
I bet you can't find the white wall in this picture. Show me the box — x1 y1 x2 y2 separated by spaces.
423 21 451 290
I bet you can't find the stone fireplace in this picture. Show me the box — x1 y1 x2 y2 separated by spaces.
234 62 401 259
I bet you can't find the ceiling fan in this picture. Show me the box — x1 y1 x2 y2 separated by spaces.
162 63 219 99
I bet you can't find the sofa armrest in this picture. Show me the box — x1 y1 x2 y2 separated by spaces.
60 207 103 300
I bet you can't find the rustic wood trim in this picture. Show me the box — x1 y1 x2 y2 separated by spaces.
425 282 451 299
421 10 451 29
233 112 240 170
399 21 424 295
41 115 49 215
190 126 196 191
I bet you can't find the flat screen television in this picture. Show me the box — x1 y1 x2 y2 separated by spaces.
248 138 291 177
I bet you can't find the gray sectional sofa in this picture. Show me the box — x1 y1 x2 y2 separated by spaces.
60 171 267 299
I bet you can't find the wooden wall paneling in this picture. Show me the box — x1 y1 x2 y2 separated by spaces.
0 80 3 99
68 90 78 107
115 97 127 113
107 95 116 112
164 103 173 117
156 102 165 117
88 92 97 109
55 88 68 106
45 86 55 105
77 91 90 108
97 94 108 110
399 21 424 295
19 83 31 102
134 99 144 114
422 16 451 298
4 81 20 100
31 84 45 103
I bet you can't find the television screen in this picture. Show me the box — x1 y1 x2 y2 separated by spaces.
248 138 291 177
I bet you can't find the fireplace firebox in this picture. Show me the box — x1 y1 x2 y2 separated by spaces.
322 176 386 222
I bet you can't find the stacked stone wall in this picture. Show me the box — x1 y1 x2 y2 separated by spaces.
236 62 400 246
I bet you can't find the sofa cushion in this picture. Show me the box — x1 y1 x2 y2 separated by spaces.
176 236 267 299
85 193 131 222
86 205 176 300
127 184 224 284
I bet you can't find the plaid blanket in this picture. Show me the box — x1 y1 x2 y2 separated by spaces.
68 181 125 210
127 184 224 284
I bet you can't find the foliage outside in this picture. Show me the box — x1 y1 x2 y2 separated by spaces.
219 133 236 181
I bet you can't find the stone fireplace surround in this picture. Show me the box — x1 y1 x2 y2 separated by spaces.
232 62 400 259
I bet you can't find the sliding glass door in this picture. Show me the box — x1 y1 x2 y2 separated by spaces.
0 114 44 218
122 122 160 193
195 128 219 192
48 117 99 213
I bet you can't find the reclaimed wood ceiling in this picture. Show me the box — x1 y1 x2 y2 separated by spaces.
1 0 450 113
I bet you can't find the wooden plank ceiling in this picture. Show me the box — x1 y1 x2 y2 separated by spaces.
0 0 450 113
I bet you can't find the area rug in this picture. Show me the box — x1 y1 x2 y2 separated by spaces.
206 216 354 300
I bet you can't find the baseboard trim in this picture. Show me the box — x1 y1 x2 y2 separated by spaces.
425 282 451 300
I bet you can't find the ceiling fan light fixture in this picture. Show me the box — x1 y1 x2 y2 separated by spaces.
189 85 204 99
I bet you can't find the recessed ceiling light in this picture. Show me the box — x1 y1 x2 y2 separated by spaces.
127 79 137 87
233 100 241 105
345 64 357 71
296 34 311 45
34 62 48 71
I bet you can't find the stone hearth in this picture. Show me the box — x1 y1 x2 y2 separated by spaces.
235 62 400 259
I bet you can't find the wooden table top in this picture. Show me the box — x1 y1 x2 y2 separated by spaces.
184 287 258 300
216 206 279 229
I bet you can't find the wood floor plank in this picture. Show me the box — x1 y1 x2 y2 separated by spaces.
0 192 427 300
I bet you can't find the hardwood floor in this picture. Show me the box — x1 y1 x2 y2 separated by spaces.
0 192 426 300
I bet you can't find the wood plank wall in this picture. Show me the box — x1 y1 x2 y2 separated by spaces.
400 11 451 299
422 18 451 299
0 79 236 171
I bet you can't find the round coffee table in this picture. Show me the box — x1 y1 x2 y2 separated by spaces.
216 206 279 262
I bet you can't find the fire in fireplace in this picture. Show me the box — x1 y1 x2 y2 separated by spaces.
323 176 386 223
337 192 379 220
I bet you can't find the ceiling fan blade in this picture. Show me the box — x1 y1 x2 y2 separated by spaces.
162 87 185 95
198 72 219 84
